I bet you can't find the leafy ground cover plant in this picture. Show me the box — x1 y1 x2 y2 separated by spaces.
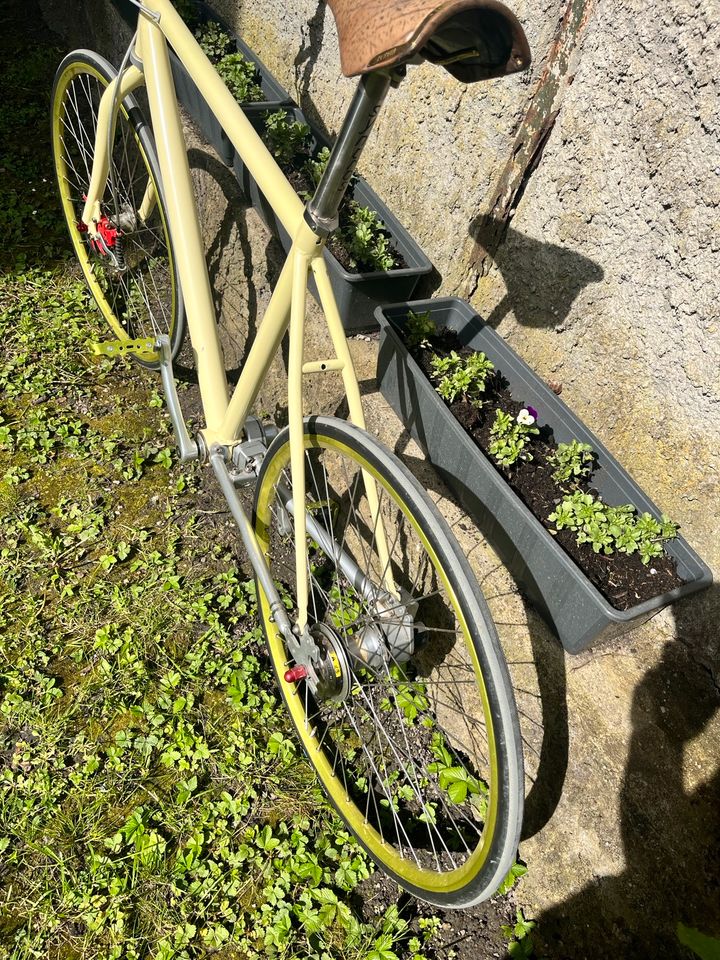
304 145 332 189
404 309 436 350
549 491 678 565
430 350 495 407
1 262 410 960
340 201 397 272
548 439 594 487
195 20 234 62
400 318 684 610
502 908 536 959
264 108 312 166
488 407 539 467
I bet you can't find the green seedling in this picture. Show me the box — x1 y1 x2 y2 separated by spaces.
501 908 536 959
216 52 262 104
548 490 678 563
341 201 398 272
405 309 437 350
264 109 311 165
195 21 234 62
304 145 331 188
430 350 494 406
488 407 539 467
548 439 595 486
427 733 487 811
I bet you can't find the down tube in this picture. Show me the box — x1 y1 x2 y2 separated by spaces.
138 13 229 436
310 256 396 597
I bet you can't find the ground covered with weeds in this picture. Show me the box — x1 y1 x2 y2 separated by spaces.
0 3 534 958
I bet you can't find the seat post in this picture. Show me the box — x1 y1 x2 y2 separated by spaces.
305 67 402 234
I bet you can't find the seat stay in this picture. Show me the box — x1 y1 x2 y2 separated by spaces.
80 64 145 229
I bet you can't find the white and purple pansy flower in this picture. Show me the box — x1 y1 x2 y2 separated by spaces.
516 406 538 426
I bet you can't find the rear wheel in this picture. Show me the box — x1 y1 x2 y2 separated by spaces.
253 417 523 907
51 49 184 366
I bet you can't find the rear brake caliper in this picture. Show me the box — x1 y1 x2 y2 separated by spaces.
76 210 125 271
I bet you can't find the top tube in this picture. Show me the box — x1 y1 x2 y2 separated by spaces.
136 0 305 238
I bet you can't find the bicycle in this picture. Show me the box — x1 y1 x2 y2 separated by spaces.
50 0 531 908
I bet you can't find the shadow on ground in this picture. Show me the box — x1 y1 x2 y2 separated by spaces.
532 584 720 959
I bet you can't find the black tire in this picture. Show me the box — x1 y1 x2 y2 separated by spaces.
253 416 523 908
51 49 185 366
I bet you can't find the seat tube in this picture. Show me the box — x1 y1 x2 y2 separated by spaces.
306 69 397 232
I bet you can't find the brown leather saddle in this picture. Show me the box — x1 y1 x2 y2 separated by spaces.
327 0 530 81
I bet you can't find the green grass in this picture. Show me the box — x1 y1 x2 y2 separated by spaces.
0 262 427 959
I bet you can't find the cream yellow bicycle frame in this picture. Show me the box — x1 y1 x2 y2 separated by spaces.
80 0 391 628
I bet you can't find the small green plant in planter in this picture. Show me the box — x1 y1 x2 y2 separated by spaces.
216 52 262 104
548 490 678 563
341 201 397 271
430 350 494 406
548 439 595 487
489 406 540 467
195 21 234 62
264 109 312 166
405 309 436 350
304 145 332 188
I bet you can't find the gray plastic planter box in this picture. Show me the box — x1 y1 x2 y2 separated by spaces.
233 109 432 333
169 2 291 165
376 297 712 654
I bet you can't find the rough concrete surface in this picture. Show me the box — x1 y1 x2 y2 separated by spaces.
39 0 720 955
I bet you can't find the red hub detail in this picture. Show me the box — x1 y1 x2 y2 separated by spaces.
90 215 121 253
76 213 121 255
284 665 308 683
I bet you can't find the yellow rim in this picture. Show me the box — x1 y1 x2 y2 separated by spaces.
254 430 500 895
51 59 178 364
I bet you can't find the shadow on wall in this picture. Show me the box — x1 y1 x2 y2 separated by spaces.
468 214 604 330
533 585 720 960
293 0 327 110
287 0 338 146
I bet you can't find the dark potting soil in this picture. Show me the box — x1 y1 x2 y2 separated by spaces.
282 159 407 274
408 329 684 612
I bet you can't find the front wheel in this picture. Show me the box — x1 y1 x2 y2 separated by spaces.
253 416 523 908
51 50 185 366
